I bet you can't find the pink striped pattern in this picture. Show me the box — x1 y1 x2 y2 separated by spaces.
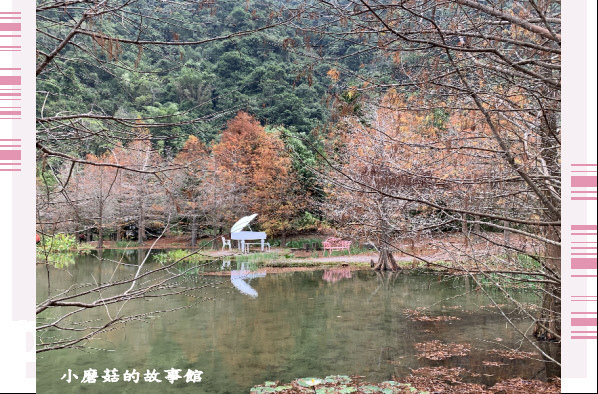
572 258 598 270
0 139 21 170
572 318 597 326
0 68 21 118
0 150 20 160
0 76 20 85
571 225 597 275
0 23 20 32
572 164 598 200
571 311 598 339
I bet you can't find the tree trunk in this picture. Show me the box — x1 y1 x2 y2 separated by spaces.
281 232 286 248
190 215 198 248
374 200 400 271
374 247 400 271
533 224 561 340
116 224 122 242
97 203 104 249
533 283 561 341
97 223 103 248
474 215 481 234
503 220 513 262
374 226 400 271
215 227 223 250
96 249 104 283
533 63 561 341
461 213 469 246
138 198 145 245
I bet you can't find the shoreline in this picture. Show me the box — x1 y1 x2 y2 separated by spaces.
40 247 532 276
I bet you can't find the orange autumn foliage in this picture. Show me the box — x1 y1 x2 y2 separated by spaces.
212 111 306 236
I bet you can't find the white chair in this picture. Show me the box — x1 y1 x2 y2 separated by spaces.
221 236 232 251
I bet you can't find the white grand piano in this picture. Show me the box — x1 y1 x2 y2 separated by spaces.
230 214 268 252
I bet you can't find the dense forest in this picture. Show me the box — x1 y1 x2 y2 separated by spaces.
36 0 385 243
36 0 377 148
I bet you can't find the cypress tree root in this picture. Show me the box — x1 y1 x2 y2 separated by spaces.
373 249 401 271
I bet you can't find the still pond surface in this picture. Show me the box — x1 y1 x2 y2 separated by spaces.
37 249 557 393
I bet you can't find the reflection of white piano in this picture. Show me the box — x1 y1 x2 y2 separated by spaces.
230 268 266 298
230 231 267 252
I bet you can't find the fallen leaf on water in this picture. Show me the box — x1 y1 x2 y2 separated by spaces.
403 309 460 322
483 361 507 367
487 349 537 360
414 340 471 360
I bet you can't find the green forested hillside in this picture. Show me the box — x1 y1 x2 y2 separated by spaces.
37 0 375 154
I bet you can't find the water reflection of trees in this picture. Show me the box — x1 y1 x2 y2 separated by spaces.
37 260 551 390
36 248 225 353
194 271 546 387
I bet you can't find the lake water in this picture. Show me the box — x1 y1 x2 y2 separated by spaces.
37 249 558 393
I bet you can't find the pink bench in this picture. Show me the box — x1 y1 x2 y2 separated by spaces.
322 237 352 256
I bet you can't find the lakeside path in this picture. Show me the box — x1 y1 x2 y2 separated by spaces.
83 233 534 273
